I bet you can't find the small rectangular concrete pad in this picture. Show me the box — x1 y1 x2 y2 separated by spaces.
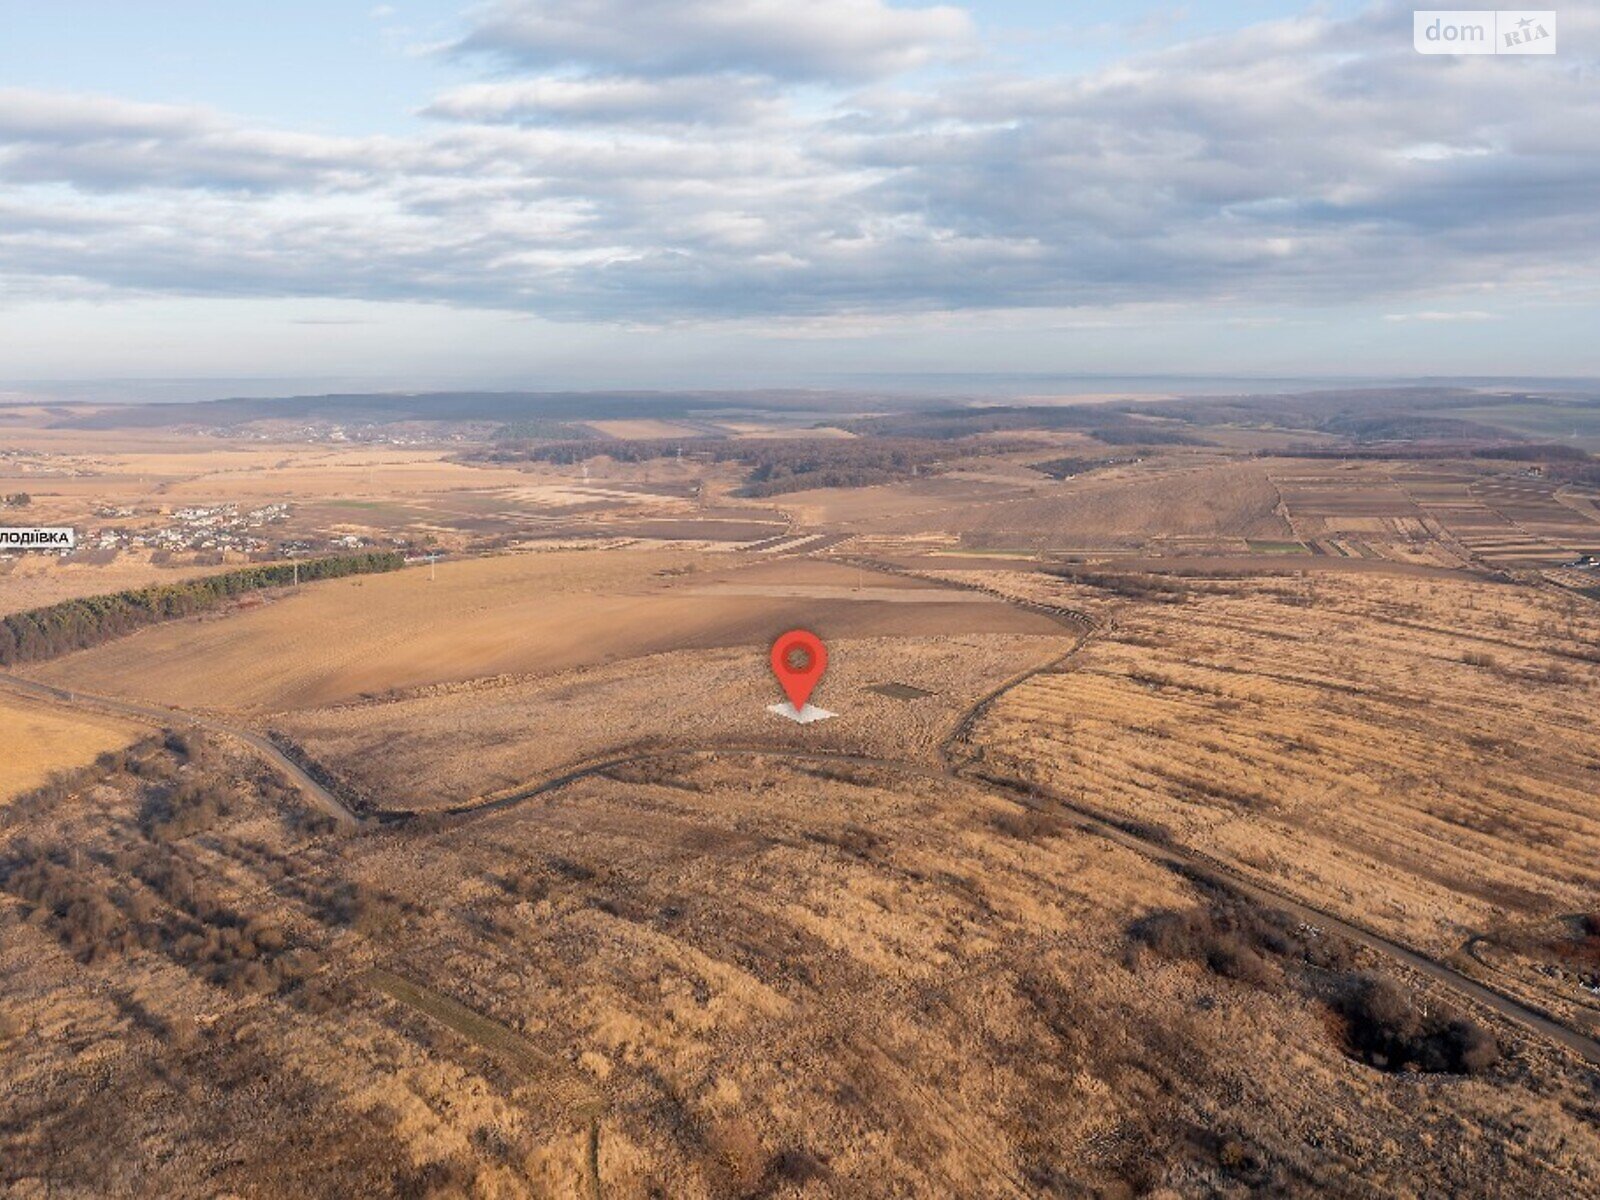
767 702 837 724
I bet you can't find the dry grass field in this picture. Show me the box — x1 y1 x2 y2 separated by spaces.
1 418 789 606
962 567 1600 1008
781 461 1292 551
4 737 1598 1197
0 553 249 617
272 632 1070 810
0 696 142 798
8 408 1600 1196
23 553 1058 714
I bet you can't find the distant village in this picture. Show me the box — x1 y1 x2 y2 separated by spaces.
82 502 297 555
192 422 481 445
0 502 396 565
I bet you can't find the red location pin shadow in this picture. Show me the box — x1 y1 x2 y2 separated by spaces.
771 629 827 712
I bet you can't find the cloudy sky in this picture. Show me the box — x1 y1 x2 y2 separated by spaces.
1 1 1596 387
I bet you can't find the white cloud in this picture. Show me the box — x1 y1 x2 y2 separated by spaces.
422 75 779 125
1383 311 1496 322
0 3 1596 325
449 0 974 82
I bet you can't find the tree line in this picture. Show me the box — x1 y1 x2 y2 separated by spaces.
474 435 1041 495
0 550 404 666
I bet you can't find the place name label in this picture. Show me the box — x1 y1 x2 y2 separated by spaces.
0 527 77 550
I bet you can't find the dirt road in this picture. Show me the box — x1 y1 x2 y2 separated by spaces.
0 672 359 828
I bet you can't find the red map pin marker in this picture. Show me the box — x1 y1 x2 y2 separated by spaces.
771 629 827 712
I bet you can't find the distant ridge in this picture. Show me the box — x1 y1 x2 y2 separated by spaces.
56 389 934 429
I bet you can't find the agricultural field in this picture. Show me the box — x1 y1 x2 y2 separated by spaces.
271 631 1069 811
5 736 1599 1197
782 460 1291 551
1373 468 1600 571
0 695 142 797
963 567 1600 1024
0 552 248 617
7 390 1600 1196
20 553 1060 714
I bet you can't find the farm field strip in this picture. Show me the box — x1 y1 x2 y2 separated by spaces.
365 968 605 1120
968 573 1600 963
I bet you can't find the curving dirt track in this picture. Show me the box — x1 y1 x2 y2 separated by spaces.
0 672 359 828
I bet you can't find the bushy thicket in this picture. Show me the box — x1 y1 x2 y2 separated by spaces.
0 734 188 828
1028 456 1133 480
313 879 419 936
1 839 321 996
140 778 235 843
1130 899 1499 1075
1337 975 1500 1075
1130 898 1351 985
478 435 717 464
491 417 596 440
2 851 146 964
1044 566 1192 602
989 806 1068 841
1472 443 1593 463
0 551 403 665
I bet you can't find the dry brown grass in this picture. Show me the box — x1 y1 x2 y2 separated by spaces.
0 552 248 616
6 746 1598 1197
273 632 1069 810
966 569 1600 976
0 696 143 798
780 460 1292 548
24 553 1059 713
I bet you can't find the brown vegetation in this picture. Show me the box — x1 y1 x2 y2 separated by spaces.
0 551 403 666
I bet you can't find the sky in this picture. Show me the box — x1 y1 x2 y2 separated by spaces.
1 0 1596 390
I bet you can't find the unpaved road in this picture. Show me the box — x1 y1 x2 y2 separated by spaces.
435 741 1600 1070
0 672 359 828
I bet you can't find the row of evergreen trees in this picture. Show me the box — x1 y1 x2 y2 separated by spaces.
0 551 404 666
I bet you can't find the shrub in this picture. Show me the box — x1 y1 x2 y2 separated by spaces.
317 880 413 935
989 807 1068 841
1044 567 1191 603
1336 975 1499 1075
140 779 234 842
1128 898 1352 982
501 868 549 902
